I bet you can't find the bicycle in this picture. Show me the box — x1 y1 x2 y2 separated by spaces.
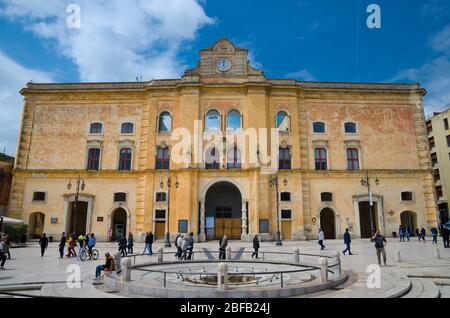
80 246 99 261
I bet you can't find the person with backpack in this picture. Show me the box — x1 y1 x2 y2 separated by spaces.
186 232 194 260
95 252 116 278
372 230 387 266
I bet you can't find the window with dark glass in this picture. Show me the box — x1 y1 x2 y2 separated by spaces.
155 210 166 219
313 122 326 133
206 110 221 131
447 135 450 147
178 220 188 233
347 148 360 171
314 148 327 171
281 210 292 219
280 192 291 202
121 122 134 134
279 147 291 170
118 148 132 171
87 148 100 171
227 147 241 169
114 192 127 202
90 122 103 134
158 112 172 133
32 191 46 201
344 122 357 134
156 192 167 202
227 110 241 130
321 192 333 202
276 111 290 132
444 118 449 130
156 147 170 169
401 192 413 201
205 147 220 169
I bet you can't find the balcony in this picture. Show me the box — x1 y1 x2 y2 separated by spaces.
435 179 442 187
433 163 439 170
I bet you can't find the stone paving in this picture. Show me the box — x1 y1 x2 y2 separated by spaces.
0 237 449 298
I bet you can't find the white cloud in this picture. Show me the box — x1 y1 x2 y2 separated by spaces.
0 0 214 82
285 69 316 81
430 25 450 55
0 51 53 156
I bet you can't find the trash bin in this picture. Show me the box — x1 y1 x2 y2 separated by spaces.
49 236 53 242
392 232 397 238
20 234 27 244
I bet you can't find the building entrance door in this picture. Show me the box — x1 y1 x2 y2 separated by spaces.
155 221 165 240
214 207 241 239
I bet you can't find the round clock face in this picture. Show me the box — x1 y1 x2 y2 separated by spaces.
216 58 232 72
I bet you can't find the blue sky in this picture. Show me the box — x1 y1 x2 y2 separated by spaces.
1 0 450 155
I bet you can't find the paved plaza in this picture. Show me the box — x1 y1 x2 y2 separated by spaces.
1 237 450 298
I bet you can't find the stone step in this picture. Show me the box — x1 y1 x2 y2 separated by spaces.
402 278 440 298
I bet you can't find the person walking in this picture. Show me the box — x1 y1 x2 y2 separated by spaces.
58 232 66 259
342 228 353 255
127 233 134 254
0 237 7 269
405 226 411 242
431 227 438 245
252 234 260 259
219 235 228 260
420 228 426 242
142 232 154 256
117 235 127 257
174 233 182 259
68 233 77 257
442 226 450 248
186 232 194 260
415 228 421 242
318 228 325 250
39 233 49 257
372 230 387 266
398 225 404 242
4 235 11 259
180 235 188 260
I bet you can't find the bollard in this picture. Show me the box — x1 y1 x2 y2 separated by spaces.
319 257 328 283
114 252 122 274
434 247 441 259
293 248 300 264
217 262 228 291
395 250 401 262
121 258 132 282
157 247 164 263
332 251 341 276
226 246 232 260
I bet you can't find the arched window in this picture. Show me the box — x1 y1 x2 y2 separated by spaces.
347 148 359 171
121 122 134 134
276 111 290 132
87 148 101 171
205 147 220 170
119 148 132 171
206 110 221 131
344 122 357 134
227 110 241 130
314 148 327 171
158 112 172 133
227 147 241 169
156 147 170 169
89 122 103 134
313 122 326 133
279 147 291 170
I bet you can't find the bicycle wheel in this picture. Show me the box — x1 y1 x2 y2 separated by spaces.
91 249 99 260
80 249 87 262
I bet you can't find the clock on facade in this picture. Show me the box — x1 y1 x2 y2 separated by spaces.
216 58 232 72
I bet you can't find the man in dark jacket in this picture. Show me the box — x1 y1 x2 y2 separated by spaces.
58 232 66 259
342 228 353 255
442 226 450 248
117 235 127 257
372 230 387 266
252 235 260 259
39 233 49 257
186 232 194 260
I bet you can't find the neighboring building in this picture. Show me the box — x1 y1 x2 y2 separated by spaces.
426 110 450 224
0 152 14 216
8 38 438 241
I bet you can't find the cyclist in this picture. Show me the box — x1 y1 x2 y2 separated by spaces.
88 233 97 257
77 233 87 261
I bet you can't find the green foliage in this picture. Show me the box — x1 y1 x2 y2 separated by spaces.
3 224 28 243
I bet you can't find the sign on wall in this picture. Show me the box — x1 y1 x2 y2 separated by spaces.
51 218 58 224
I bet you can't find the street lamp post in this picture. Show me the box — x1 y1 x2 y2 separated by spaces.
67 176 85 235
270 173 288 246
160 173 179 248
360 171 380 239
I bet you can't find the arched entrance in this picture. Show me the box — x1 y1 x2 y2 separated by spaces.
320 208 336 239
67 201 88 235
204 181 243 240
358 201 379 238
400 211 417 232
28 212 45 238
111 208 128 241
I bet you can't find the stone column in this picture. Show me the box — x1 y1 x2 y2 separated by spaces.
241 200 248 241
319 257 328 283
217 263 228 291
199 200 206 242
114 252 122 274
157 247 164 263
332 251 341 276
121 258 132 282
226 246 232 260
293 247 300 264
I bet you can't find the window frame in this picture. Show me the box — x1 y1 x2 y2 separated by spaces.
155 192 168 202
278 147 292 170
119 147 133 171
120 122 135 135
32 191 47 203
226 109 242 131
154 209 166 220
113 192 127 203
205 147 221 170
346 148 360 171
280 192 291 202
158 111 172 134
281 209 292 220
314 148 327 171
344 122 357 134
156 147 170 170
275 111 291 133
401 191 414 202
312 122 326 134
205 109 222 132
87 147 101 171
321 192 333 202
89 122 103 135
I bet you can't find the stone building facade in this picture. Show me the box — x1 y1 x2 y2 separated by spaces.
0 152 14 216
8 38 438 241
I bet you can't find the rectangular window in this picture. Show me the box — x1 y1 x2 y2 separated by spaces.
401 192 413 201
156 147 170 169
32 192 46 202
119 148 132 171
281 210 292 219
113 192 127 202
445 118 449 130
155 209 166 219
314 148 327 171
280 192 291 202
178 220 188 233
87 148 100 171
156 192 167 202
347 148 360 171
279 147 292 170
259 219 269 233
321 192 333 202
313 122 326 133
447 136 450 147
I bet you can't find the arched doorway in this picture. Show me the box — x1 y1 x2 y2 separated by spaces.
111 208 128 241
67 201 88 235
204 181 243 240
400 211 417 232
359 201 379 238
28 212 45 238
320 208 336 239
